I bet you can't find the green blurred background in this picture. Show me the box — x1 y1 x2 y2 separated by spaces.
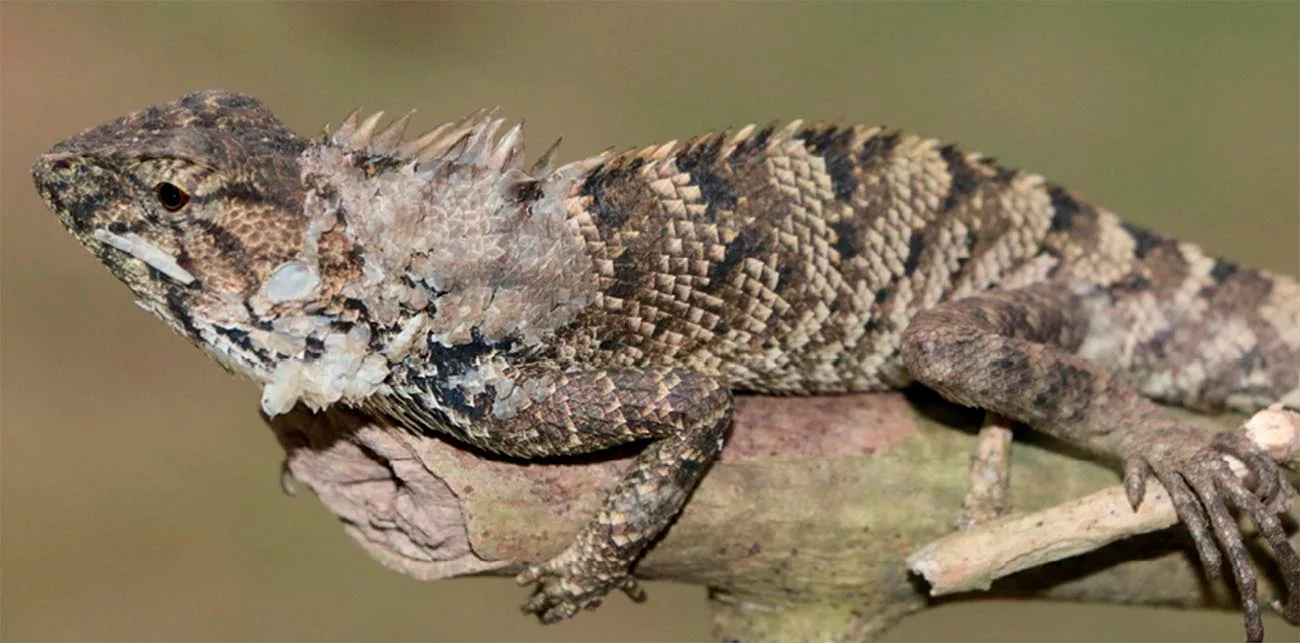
3 3 1297 641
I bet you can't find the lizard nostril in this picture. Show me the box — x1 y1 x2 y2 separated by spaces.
33 153 102 233
34 153 76 178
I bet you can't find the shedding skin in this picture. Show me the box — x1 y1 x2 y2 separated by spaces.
31 91 1299 638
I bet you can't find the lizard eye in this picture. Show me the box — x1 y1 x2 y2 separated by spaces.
155 182 190 212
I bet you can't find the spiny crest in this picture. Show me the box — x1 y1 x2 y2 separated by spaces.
600 118 821 171
323 106 563 174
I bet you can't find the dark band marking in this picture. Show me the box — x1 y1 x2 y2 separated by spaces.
796 125 858 201
938 145 980 212
858 131 900 166
1120 221 1164 259
606 251 641 299
945 232 981 287
416 332 517 423
580 156 646 231
708 226 765 282
830 218 859 262
1209 258 1241 285
212 324 279 368
193 180 279 207
164 289 200 339
241 301 274 331
1196 257 1251 315
424 330 515 378
979 156 1019 184
675 136 738 215
902 230 926 276
213 325 254 351
193 219 252 280
1037 245 1065 279
1047 185 1097 232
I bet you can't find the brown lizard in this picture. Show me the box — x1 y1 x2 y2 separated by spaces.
32 90 1299 640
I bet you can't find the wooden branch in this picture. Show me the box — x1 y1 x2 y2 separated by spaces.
909 404 1300 597
956 414 1015 529
265 395 1299 642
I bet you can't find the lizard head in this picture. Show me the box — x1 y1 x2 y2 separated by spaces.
34 92 598 416
33 89 309 325
32 90 320 382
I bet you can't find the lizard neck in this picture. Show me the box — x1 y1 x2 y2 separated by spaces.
297 141 599 345
248 141 601 416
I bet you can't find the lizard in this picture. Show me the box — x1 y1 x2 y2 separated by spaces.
31 90 1300 640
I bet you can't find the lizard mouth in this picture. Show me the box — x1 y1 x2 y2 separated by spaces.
89 227 196 286
34 151 197 287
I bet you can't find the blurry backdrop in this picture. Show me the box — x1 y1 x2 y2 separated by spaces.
3 3 1297 641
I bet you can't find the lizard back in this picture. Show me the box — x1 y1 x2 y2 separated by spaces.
547 122 1300 407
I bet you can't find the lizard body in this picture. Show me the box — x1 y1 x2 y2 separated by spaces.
33 91 1299 639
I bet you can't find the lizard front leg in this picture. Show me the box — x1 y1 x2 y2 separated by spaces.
396 365 732 623
900 284 1299 641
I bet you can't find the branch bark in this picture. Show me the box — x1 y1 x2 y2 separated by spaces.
266 394 1299 642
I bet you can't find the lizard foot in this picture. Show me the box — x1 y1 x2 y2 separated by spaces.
517 550 647 623
1122 427 1300 641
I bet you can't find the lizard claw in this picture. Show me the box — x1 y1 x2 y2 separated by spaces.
1122 456 1150 510
1123 426 1300 641
1210 431 1289 513
517 550 646 623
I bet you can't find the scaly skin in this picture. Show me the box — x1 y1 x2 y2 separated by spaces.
33 91 1299 639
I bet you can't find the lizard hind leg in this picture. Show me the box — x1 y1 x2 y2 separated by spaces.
899 284 1299 641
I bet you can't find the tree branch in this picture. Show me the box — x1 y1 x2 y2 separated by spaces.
266 394 1299 641
909 404 1300 597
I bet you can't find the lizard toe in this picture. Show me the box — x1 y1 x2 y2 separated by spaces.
1182 456 1264 642
1149 462 1223 579
1143 430 1300 643
1211 432 1287 508
517 553 641 623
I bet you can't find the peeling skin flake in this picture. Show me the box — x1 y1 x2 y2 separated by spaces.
92 228 196 284
384 312 428 360
263 261 322 303
258 321 392 416
261 361 304 416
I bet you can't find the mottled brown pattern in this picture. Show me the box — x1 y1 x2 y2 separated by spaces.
32 91 1299 638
